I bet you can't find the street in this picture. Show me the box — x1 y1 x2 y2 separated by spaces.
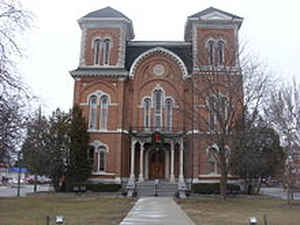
0 184 50 197
260 187 300 200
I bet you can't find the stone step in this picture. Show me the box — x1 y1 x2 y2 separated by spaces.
136 181 178 197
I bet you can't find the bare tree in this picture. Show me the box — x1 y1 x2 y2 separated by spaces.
264 78 300 204
181 42 275 199
0 0 32 163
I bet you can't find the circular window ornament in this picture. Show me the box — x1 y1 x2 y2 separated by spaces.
153 64 165 76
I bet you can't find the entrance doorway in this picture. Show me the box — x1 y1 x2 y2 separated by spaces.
149 149 165 179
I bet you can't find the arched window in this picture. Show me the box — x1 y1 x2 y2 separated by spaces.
95 146 106 172
93 39 101 65
144 98 151 129
99 95 108 130
88 146 95 171
207 147 218 174
153 90 163 128
99 151 105 171
208 40 215 65
208 95 229 132
89 95 97 129
208 96 217 131
165 98 173 131
102 39 111 65
217 40 224 65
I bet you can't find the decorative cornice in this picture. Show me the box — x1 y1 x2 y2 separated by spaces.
129 47 189 79
128 41 192 47
70 68 129 78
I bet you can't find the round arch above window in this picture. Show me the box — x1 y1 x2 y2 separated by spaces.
129 47 189 79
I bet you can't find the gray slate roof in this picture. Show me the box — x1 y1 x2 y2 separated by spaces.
71 42 193 77
82 6 131 21
189 7 243 19
125 42 193 74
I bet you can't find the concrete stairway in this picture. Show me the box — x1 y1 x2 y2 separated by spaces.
136 180 177 197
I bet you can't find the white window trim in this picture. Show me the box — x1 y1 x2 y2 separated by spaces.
89 141 109 173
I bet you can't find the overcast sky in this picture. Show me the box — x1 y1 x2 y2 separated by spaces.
21 0 300 114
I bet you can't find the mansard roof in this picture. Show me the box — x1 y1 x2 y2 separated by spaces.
82 6 131 21
70 41 193 78
188 7 243 20
126 41 193 74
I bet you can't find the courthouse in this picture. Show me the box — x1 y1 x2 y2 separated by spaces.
70 6 243 188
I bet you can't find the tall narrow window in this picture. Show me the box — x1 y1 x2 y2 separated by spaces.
153 90 162 128
99 151 105 171
208 40 214 65
207 147 218 174
89 95 97 129
99 95 108 130
218 96 228 123
97 146 106 172
93 39 101 65
88 146 95 171
102 39 111 65
165 98 173 131
144 98 151 129
208 95 228 132
217 40 224 65
208 96 217 131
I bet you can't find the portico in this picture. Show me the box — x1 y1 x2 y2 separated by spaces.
128 131 185 184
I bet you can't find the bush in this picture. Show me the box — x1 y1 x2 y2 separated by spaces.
191 183 240 194
85 183 122 192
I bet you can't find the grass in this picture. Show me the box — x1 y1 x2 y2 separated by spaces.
0 194 134 225
177 196 300 225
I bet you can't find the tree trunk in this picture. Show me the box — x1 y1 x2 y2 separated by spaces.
255 177 262 194
33 174 37 193
220 168 228 200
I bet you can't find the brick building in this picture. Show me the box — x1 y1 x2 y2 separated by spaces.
70 7 243 188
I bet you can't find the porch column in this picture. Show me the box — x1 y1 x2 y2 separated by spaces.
170 141 175 183
179 138 184 183
138 142 144 182
130 139 136 180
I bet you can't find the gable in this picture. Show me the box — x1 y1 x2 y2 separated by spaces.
200 11 233 21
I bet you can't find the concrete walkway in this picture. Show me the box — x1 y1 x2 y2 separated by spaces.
120 197 195 225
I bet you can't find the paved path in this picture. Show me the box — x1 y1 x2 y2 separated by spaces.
120 197 195 225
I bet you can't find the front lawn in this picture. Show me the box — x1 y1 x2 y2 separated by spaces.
0 194 134 225
178 197 300 225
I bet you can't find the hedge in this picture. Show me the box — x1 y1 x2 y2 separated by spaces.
85 183 122 192
72 183 122 192
191 183 240 194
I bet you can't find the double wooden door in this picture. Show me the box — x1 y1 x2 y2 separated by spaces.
149 150 165 179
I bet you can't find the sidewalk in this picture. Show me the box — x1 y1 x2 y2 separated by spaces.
120 197 195 225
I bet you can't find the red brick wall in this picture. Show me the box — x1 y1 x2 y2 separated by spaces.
85 28 121 66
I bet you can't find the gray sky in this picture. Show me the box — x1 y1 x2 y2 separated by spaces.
22 0 300 114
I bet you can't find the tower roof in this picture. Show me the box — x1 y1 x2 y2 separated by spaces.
79 6 134 40
188 7 243 20
184 7 243 41
82 6 131 21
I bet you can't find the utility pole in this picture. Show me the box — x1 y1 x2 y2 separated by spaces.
17 151 21 197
